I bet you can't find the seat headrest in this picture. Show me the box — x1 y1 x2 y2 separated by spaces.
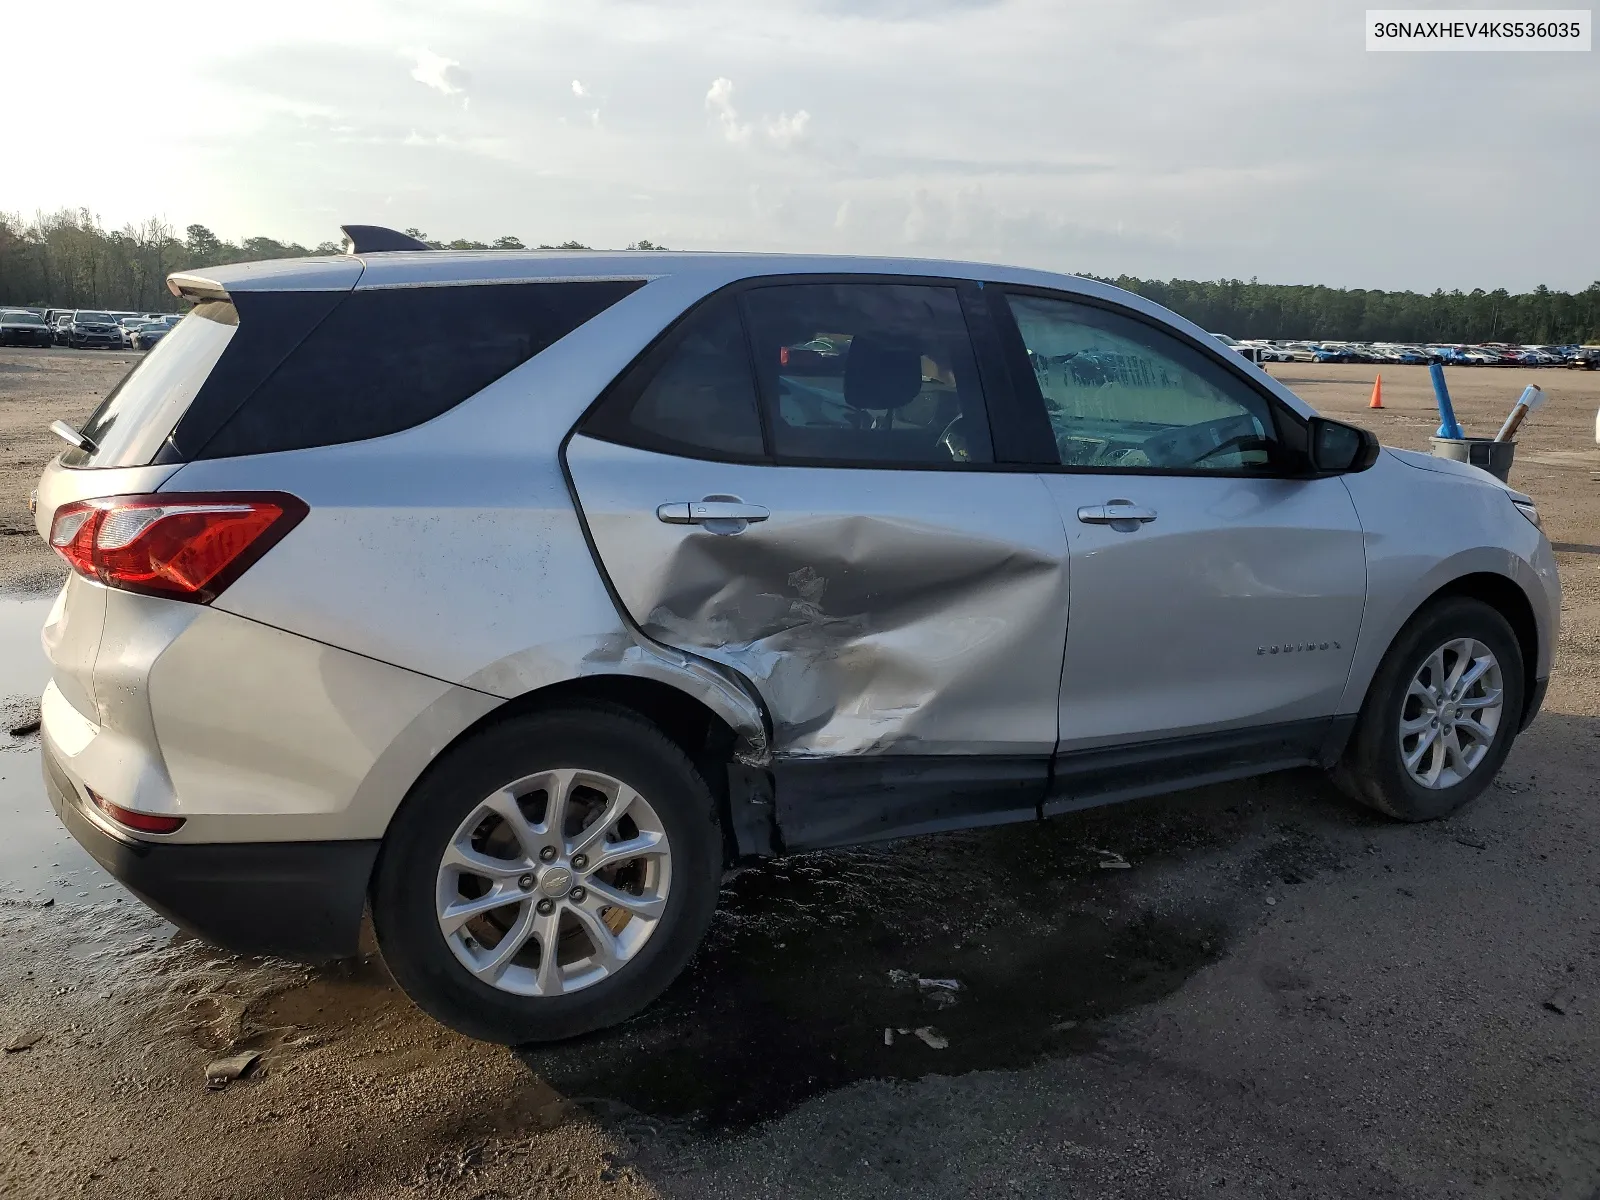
842 336 923 410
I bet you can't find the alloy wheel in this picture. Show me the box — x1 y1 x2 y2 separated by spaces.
435 768 672 997
1398 637 1504 790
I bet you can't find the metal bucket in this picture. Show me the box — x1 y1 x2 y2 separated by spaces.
1429 436 1516 483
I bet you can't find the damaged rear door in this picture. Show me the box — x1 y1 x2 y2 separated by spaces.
565 277 1070 847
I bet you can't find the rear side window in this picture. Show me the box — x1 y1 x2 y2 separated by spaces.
199 280 642 458
65 302 239 468
580 295 765 460
741 283 994 466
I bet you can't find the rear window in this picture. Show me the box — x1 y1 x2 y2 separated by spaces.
64 302 238 468
197 281 642 459
63 279 642 467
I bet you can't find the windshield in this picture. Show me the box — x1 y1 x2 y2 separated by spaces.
66 301 237 468
3 311 46 325
75 312 113 323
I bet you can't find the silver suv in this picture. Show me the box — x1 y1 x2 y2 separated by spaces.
33 227 1559 1044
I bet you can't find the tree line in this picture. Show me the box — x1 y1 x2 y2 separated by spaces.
2 208 1595 344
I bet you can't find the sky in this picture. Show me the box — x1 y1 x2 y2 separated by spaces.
5 0 1596 292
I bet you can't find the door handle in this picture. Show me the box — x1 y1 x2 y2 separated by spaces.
1077 501 1158 525
656 501 771 525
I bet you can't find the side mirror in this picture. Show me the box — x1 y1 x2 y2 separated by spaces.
1307 416 1379 474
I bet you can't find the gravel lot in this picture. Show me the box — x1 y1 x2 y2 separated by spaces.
1 347 1598 1199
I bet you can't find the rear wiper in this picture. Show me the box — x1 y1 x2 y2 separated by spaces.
49 420 97 454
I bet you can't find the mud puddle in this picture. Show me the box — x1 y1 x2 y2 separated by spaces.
517 820 1239 1130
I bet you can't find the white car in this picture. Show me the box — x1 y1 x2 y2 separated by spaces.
33 226 1560 1045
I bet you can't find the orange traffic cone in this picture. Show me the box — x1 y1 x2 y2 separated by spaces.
1369 374 1384 409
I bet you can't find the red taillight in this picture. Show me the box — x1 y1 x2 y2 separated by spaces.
48 492 307 603
87 788 185 835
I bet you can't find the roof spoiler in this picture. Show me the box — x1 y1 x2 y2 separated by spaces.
340 225 432 254
166 272 229 302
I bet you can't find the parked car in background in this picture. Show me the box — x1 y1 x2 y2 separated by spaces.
0 309 56 347
129 321 170 350
1311 345 1352 363
119 316 149 346
1212 333 1265 364
32 233 1558 1046
1572 347 1600 370
59 311 123 349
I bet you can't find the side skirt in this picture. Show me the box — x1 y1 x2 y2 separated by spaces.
765 717 1358 853
771 756 1046 854
1046 716 1353 817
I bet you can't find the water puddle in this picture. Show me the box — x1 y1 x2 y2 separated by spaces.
0 591 105 905
517 821 1234 1129
0 591 52 707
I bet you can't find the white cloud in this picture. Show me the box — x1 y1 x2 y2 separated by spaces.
765 110 811 148
708 80 812 150
705 77 751 144
571 79 589 98
409 49 470 98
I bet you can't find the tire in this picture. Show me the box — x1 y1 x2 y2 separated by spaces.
372 702 723 1044
1334 597 1524 822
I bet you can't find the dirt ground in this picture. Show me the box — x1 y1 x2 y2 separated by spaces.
2 348 1599 1199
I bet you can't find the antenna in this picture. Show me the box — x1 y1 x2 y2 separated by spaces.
339 225 433 254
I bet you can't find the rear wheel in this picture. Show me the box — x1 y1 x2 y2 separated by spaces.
372 703 723 1044
1334 597 1524 821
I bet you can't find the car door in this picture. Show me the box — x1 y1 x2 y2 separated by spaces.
985 288 1367 808
564 279 1071 847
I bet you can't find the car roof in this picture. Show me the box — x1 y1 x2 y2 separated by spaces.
166 247 1186 346
166 248 1321 421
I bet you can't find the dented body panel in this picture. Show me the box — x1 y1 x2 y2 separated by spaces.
566 434 1069 759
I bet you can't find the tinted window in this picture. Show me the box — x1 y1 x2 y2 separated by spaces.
741 283 992 466
1005 294 1280 473
582 295 764 459
198 280 642 459
65 302 239 468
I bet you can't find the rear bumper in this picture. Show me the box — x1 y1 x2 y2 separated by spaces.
44 744 377 961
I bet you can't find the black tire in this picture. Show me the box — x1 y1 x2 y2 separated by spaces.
1334 597 1524 822
372 702 723 1044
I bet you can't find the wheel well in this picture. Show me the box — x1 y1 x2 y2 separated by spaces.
468 675 748 864
1423 572 1540 724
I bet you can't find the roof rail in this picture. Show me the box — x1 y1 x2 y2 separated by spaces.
340 225 433 254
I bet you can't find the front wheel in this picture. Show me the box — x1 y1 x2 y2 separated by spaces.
1334 597 1524 822
372 703 723 1044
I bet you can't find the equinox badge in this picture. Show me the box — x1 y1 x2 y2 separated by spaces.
1259 642 1341 655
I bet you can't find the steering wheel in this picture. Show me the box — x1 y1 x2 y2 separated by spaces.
936 415 971 462
1192 433 1272 465
1139 416 1263 469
